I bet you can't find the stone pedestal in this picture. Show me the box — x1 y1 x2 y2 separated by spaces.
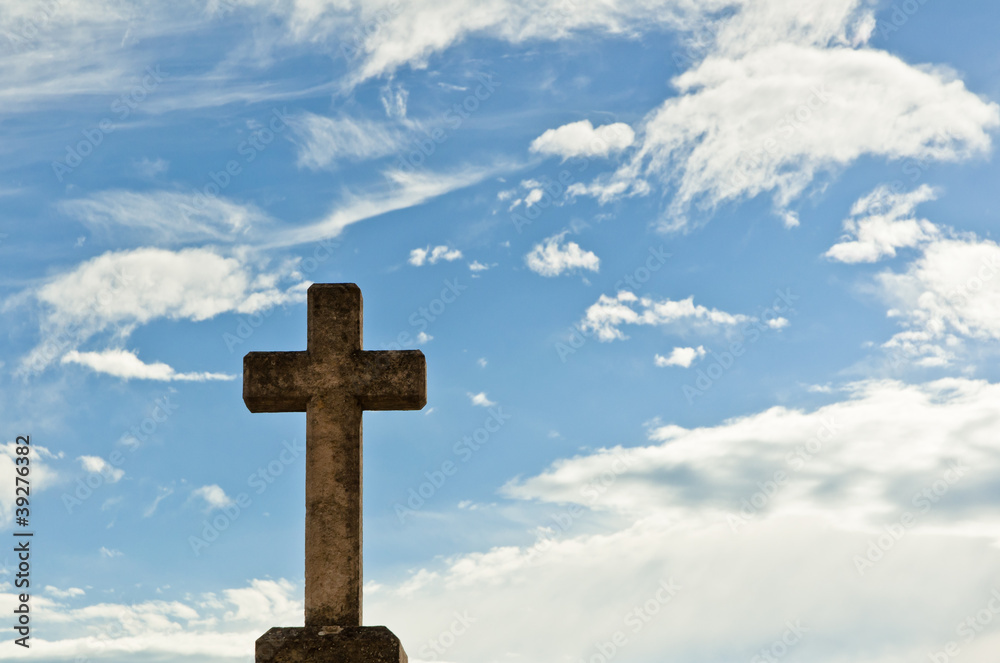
256 626 407 663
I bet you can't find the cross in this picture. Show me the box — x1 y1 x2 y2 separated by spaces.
243 283 426 628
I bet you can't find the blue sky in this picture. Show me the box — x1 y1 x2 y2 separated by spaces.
3 0 1000 661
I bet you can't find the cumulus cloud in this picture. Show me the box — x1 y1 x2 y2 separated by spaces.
468 392 496 407
0 578 301 660
409 245 463 266
826 184 940 263
581 291 749 341
20 246 306 374
192 485 234 511
525 232 600 277
566 0 999 228
366 378 1000 663
878 236 1000 366
78 455 124 483
62 349 235 382
818 186 1000 366
530 120 635 160
654 346 706 368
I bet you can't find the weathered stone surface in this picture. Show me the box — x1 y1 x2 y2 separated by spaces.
243 283 426 627
256 626 408 663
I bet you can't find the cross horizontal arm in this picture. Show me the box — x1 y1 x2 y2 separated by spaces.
356 350 426 411
243 351 312 413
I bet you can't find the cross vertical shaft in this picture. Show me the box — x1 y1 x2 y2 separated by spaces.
243 284 426 628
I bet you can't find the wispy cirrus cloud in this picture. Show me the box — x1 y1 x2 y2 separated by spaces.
288 112 406 170
59 190 268 246
265 163 511 248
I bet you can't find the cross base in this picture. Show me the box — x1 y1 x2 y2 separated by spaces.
256 626 408 663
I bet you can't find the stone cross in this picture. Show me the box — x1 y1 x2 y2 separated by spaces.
243 283 426 628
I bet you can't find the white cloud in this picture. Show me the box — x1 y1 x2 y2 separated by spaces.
506 377 996 527
144 487 175 518
524 188 544 206
582 291 749 341
0 578 301 660
468 392 496 407
826 184 940 263
568 1 999 228
288 112 405 169
59 190 267 245
365 378 1000 663
307 0 728 84
530 120 635 160
469 260 490 272
654 346 706 368
132 157 169 178
192 485 234 511
409 245 463 266
99 547 123 558
878 236 1000 366
477 357 488 368
525 232 600 277
266 165 502 247
20 246 305 373
46 586 86 599
380 81 409 120
62 349 235 382
416 332 433 343
78 455 124 483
